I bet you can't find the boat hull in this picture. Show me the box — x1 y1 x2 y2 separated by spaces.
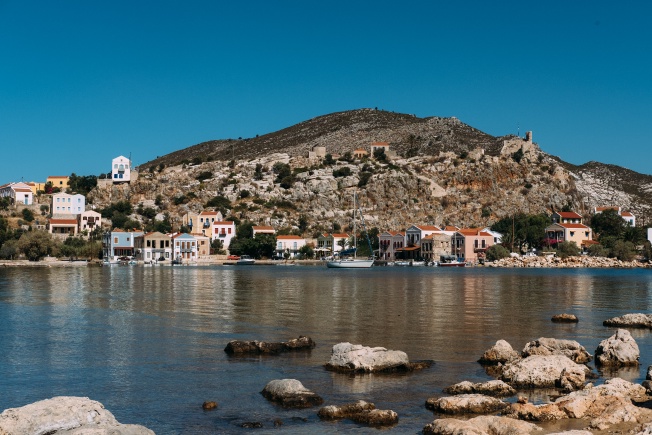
326 259 374 268
439 262 466 267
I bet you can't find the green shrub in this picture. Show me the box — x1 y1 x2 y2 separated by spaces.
556 241 580 259
486 245 510 262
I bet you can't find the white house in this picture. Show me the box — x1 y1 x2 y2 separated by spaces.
171 233 198 263
212 221 236 250
405 224 441 246
112 155 132 183
316 233 350 256
0 182 33 205
134 232 172 262
52 193 85 215
275 235 306 258
48 214 78 239
79 210 102 235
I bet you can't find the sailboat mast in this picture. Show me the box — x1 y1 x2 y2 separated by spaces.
353 191 357 257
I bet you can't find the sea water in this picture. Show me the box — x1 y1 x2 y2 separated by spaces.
1 265 651 434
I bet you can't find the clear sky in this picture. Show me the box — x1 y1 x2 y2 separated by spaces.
1 1 651 183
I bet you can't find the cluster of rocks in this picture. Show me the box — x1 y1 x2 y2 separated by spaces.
425 320 652 434
489 255 651 268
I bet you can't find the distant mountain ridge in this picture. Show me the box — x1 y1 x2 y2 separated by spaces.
118 108 651 231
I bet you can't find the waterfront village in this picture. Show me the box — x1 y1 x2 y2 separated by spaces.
0 143 650 267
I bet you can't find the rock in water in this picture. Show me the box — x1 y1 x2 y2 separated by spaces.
425 394 508 414
324 342 410 373
224 335 316 354
500 355 588 390
478 339 520 365
595 329 640 366
551 313 579 322
0 396 154 435
423 415 541 435
603 313 652 328
260 379 323 408
521 337 592 363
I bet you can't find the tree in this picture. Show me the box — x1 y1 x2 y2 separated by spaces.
373 148 387 162
323 154 335 166
21 208 34 222
587 243 609 257
205 195 231 215
590 209 627 241
611 240 636 261
0 239 18 259
486 244 510 262
17 231 58 261
491 213 549 252
210 238 225 255
298 215 309 233
298 244 314 259
67 173 97 195
556 241 580 259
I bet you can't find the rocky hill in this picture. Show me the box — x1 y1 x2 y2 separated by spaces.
88 109 651 234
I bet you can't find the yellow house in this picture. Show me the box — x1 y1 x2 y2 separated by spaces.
47 176 70 190
26 182 46 195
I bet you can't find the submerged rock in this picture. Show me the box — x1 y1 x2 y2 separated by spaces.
425 394 508 414
318 401 398 426
423 415 541 434
202 401 217 410
260 379 323 408
478 339 520 365
443 380 516 397
224 335 316 354
595 329 640 367
324 342 430 373
0 396 154 435
603 313 652 328
521 337 592 364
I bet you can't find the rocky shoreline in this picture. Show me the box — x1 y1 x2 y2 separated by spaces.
1 255 651 268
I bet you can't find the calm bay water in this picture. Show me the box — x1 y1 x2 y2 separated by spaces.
1 265 652 434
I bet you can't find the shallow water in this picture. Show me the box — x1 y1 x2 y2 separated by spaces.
1 265 651 433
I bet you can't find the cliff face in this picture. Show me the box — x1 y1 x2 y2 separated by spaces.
88 109 650 233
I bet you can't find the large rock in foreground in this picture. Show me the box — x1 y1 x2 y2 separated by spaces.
522 337 592 364
423 415 541 434
260 379 323 408
0 396 154 435
595 329 640 367
224 335 316 354
603 313 652 328
324 342 429 373
500 355 589 390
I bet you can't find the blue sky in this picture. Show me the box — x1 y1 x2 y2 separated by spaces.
1 1 651 183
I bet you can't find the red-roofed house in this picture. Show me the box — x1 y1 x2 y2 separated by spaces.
551 211 583 224
275 235 306 258
451 228 495 263
48 215 79 239
405 224 441 246
419 233 452 262
545 223 593 249
182 210 224 238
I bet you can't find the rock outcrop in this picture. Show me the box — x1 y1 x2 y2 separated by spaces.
324 342 430 373
260 379 323 408
0 396 153 435
224 335 315 354
595 329 640 366
521 337 592 364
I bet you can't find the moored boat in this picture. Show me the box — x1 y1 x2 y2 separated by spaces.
236 255 256 265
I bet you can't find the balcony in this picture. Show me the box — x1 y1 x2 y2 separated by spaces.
218 233 227 238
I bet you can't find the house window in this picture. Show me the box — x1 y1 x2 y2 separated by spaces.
147 240 151 247
482 240 486 248
228 228 232 234
570 232 575 237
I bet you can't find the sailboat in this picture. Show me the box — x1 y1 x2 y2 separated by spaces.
326 192 374 269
